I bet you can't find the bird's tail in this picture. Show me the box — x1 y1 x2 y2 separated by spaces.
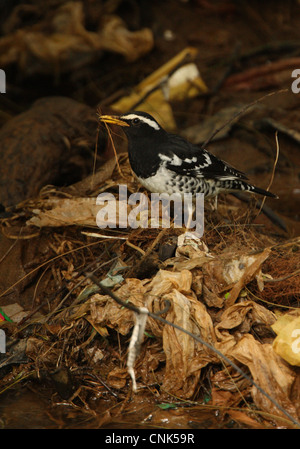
242 182 278 199
219 178 278 198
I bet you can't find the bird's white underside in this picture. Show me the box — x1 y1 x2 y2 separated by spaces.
136 165 176 194
136 162 247 197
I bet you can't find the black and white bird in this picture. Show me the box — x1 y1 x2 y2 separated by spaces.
99 111 277 200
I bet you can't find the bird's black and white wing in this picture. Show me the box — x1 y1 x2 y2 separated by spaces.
160 134 248 181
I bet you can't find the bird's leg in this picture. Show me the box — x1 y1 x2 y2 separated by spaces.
212 194 218 211
182 201 201 240
185 201 195 229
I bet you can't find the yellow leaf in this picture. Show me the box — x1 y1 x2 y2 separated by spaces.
272 314 300 366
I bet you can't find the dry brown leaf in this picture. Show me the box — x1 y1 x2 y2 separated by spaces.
176 234 210 259
171 256 209 271
27 198 102 228
0 2 153 75
211 366 251 392
162 289 202 397
211 389 243 410
107 367 128 389
216 300 276 338
227 410 267 429
149 280 217 397
202 248 271 308
202 284 224 308
215 300 276 354
230 334 298 422
138 342 166 385
88 278 146 335
145 269 194 337
99 14 153 62
147 269 193 296
26 197 132 228
225 249 271 306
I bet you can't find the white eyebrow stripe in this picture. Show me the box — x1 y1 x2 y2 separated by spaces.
121 113 160 130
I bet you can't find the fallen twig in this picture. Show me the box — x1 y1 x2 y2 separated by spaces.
200 89 288 150
264 268 300 284
224 57 300 87
255 131 279 218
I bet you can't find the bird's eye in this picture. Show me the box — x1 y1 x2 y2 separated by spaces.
132 118 141 125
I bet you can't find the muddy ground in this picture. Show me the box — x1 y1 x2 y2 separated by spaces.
0 0 300 430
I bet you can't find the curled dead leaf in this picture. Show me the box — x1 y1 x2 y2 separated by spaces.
0 2 153 75
230 334 298 422
88 278 146 336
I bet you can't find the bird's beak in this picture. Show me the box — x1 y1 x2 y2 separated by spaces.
98 114 129 127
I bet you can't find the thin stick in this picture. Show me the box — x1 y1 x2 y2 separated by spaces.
103 121 123 177
246 287 300 310
0 235 19 265
264 267 300 283
125 240 146 256
200 88 288 149
256 131 279 218
90 123 100 190
81 231 127 240
92 107 124 190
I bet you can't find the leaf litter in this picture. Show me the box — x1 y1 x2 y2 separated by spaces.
1 149 300 428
